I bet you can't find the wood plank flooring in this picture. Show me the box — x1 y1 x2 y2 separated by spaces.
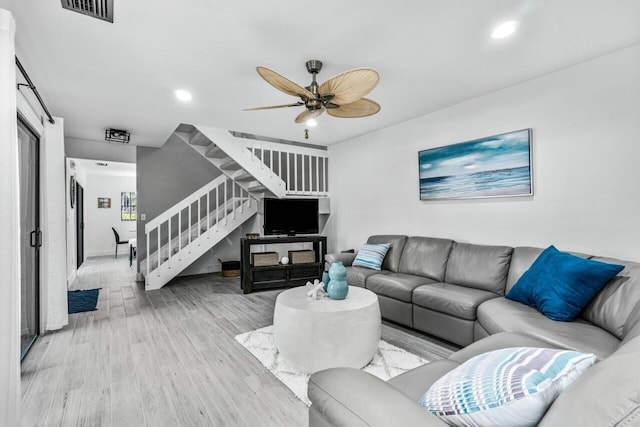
21 256 456 426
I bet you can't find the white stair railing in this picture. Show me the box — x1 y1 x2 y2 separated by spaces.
244 139 329 196
143 174 257 290
174 124 329 198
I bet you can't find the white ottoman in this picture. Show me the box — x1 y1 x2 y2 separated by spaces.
273 286 381 374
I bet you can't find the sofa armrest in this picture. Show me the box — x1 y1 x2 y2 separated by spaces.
308 368 447 427
324 252 357 268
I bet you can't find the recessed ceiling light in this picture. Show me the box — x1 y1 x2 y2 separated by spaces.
175 89 193 102
492 20 518 39
306 118 318 127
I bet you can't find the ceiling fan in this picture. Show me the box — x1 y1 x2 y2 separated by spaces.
244 60 381 124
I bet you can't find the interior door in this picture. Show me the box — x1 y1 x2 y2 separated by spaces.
76 183 84 268
18 117 40 361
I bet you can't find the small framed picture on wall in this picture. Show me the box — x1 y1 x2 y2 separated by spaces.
97 197 111 208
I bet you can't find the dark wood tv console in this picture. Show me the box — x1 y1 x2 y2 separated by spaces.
240 235 328 294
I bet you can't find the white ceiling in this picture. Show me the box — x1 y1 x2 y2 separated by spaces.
4 0 640 147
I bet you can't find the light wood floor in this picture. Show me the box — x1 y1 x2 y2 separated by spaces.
21 256 456 427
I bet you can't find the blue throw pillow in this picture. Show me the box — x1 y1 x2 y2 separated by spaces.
352 243 390 270
506 246 624 321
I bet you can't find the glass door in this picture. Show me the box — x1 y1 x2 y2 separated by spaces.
18 117 40 361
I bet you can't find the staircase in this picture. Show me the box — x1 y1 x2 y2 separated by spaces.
142 124 330 290
174 124 329 197
143 175 257 290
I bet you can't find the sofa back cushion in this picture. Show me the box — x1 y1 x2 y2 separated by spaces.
505 247 544 293
582 257 640 340
397 237 453 281
366 235 407 273
445 242 513 295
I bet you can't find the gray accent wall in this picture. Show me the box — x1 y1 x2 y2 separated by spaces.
136 134 223 268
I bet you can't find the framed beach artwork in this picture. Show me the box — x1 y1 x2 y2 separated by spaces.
419 129 532 200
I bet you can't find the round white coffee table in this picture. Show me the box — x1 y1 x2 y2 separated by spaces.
273 286 381 374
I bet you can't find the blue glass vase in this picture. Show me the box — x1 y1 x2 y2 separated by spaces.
327 261 348 300
322 271 330 292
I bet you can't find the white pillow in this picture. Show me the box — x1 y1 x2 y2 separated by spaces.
419 347 596 427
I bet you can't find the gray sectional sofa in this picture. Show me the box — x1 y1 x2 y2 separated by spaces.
313 234 640 426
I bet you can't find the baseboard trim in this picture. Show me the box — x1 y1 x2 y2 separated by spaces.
86 250 118 258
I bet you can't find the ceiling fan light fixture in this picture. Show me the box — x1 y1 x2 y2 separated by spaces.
306 119 317 127
492 20 518 39
246 60 381 123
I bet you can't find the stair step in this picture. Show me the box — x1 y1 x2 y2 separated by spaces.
234 170 254 182
189 132 213 146
220 159 242 171
248 184 266 192
205 145 225 159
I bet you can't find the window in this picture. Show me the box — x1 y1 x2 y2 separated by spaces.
121 192 137 221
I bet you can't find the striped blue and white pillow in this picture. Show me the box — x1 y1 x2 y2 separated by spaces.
419 347 596 427
352 243 390 270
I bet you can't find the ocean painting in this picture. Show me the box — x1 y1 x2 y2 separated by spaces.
419 129 532 200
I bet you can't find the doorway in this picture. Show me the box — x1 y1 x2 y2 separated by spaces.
18 117 40 360
76 183 84 268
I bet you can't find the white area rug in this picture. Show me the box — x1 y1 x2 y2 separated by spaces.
235 325 428 406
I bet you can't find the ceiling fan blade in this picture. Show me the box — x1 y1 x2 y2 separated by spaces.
319 68 379 106
243 102 303 111
326 98 380 118
295 107 325 124
256 66 315 99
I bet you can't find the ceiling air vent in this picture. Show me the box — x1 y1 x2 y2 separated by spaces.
61 0 114 23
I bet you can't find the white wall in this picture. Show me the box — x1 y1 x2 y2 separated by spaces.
66 137 136 163
85 173 136 257
327 44 640 262
65 158 87 285
0 9 20 425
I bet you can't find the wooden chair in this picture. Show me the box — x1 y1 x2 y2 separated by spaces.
112 227 128 258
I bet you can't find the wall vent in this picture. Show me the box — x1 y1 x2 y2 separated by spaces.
61 0 114 23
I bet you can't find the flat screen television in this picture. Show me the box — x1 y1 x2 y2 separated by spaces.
263 198 319 236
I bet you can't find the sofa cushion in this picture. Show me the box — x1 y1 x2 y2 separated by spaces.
582 257 640 339
420 347 596 427
539 333 640 427
444 242 513 295
308 368 449 427
506 246 624 321
345 266 390 288
366 273 435 303
477 298 620 360
398 237 453 281
412 283 498 320
352 243 390 271
388 360 460 402
450 332 563 364
366 235 407 273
